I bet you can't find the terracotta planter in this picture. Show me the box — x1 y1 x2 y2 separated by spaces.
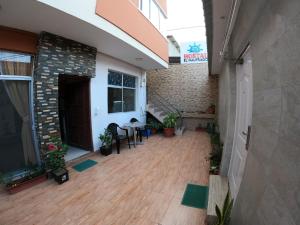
6 174 47 194
151 128 157 134
163 128 175 137
195 127 206 132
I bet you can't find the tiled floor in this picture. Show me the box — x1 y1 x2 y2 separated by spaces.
0 131 211 225
64 146 90 162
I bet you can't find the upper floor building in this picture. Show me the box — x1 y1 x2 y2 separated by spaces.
0 0 169 70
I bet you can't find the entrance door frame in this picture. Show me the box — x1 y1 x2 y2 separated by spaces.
0 75 41 165
229 45 253 199
58 75 93 151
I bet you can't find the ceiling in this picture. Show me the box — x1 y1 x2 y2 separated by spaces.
203 0 233 75
0 0 168 70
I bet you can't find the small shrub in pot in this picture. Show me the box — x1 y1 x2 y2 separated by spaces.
163 113 178 137
99 129 112 156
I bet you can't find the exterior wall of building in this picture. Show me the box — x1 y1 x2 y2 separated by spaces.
37 0 168 69
34 32 97 153
34 32 147 153
218 0 300 224
130 0 140 8
95 0 169 62
156 0 168 14
218 56 236 176
168 41 180 57
91 53 146 150
0 26 38 54
147 63 217 113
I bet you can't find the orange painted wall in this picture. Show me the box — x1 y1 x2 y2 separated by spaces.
0 26 38 54
156 0 167 15
96 0 168 63
130 0 139 7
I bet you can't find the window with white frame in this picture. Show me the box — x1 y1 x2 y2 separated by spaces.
140 0 150 18
0 50 34 76
108 70 136 113
139 0 166 31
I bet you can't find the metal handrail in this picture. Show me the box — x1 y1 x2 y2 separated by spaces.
147 87 183 128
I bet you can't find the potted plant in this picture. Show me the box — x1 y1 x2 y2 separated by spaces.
99 129 112 156
206 104 216 114
195 124 206 132
45 137 69 184
0 166 47 194
149 119 160 134
163 112 178 137
215 190 234 225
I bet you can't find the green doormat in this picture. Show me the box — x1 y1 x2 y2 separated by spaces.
181 183 209 209
72 159 98 172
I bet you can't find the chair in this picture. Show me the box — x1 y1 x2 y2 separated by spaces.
107 123 131 154
130 118 149 142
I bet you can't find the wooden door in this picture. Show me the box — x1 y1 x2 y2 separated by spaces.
229 47 253 199
64 78 92 150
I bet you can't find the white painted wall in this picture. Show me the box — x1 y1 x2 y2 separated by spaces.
90 53 147 151
168 41 180 57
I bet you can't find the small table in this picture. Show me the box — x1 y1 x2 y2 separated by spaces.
123 122 146 147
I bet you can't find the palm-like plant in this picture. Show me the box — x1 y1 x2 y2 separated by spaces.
215 190 234 225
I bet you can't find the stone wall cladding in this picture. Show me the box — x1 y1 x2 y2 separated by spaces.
34 32 97 153
147 63 218 113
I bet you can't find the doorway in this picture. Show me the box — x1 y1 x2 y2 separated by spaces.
228 46 253 199
59 75 93 160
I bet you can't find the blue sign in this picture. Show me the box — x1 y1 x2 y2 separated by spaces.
180 41 208 64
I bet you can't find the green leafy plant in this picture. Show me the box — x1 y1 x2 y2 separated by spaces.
163 112 178 128
45 137 68 171
99 129 112 148
208 130 223 174
149 119 162 130
215 190 234 225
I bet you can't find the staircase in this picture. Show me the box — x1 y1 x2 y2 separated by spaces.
146 88 185 135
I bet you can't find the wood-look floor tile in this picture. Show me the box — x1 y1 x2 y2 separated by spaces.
0 131 211 225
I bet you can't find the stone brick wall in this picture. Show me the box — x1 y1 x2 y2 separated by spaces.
34 32 97 153
147 63 218 113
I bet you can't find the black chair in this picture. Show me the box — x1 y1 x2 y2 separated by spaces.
130 118 149 142
107 123 131 154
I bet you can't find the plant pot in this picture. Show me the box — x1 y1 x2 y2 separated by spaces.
6 174 47 194
52 168 69 184
163 128 175 137
100 145 112 156
143 129 151 137
195 127 206 132
151 128 157 134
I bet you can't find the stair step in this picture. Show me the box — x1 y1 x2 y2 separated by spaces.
159 111 168 116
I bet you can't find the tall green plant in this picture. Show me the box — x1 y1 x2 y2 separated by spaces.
215 190 234 225
163 112 178 128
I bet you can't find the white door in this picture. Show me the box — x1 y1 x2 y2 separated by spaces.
228 46 253 199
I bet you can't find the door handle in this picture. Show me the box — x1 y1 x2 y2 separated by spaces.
242 131 247 136
245 126 251 150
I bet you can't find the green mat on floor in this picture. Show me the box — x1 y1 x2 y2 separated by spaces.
72 159 98 172
181 183 209 209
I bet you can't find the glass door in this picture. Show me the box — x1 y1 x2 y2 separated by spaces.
0 50 40 175
0 80 38 173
